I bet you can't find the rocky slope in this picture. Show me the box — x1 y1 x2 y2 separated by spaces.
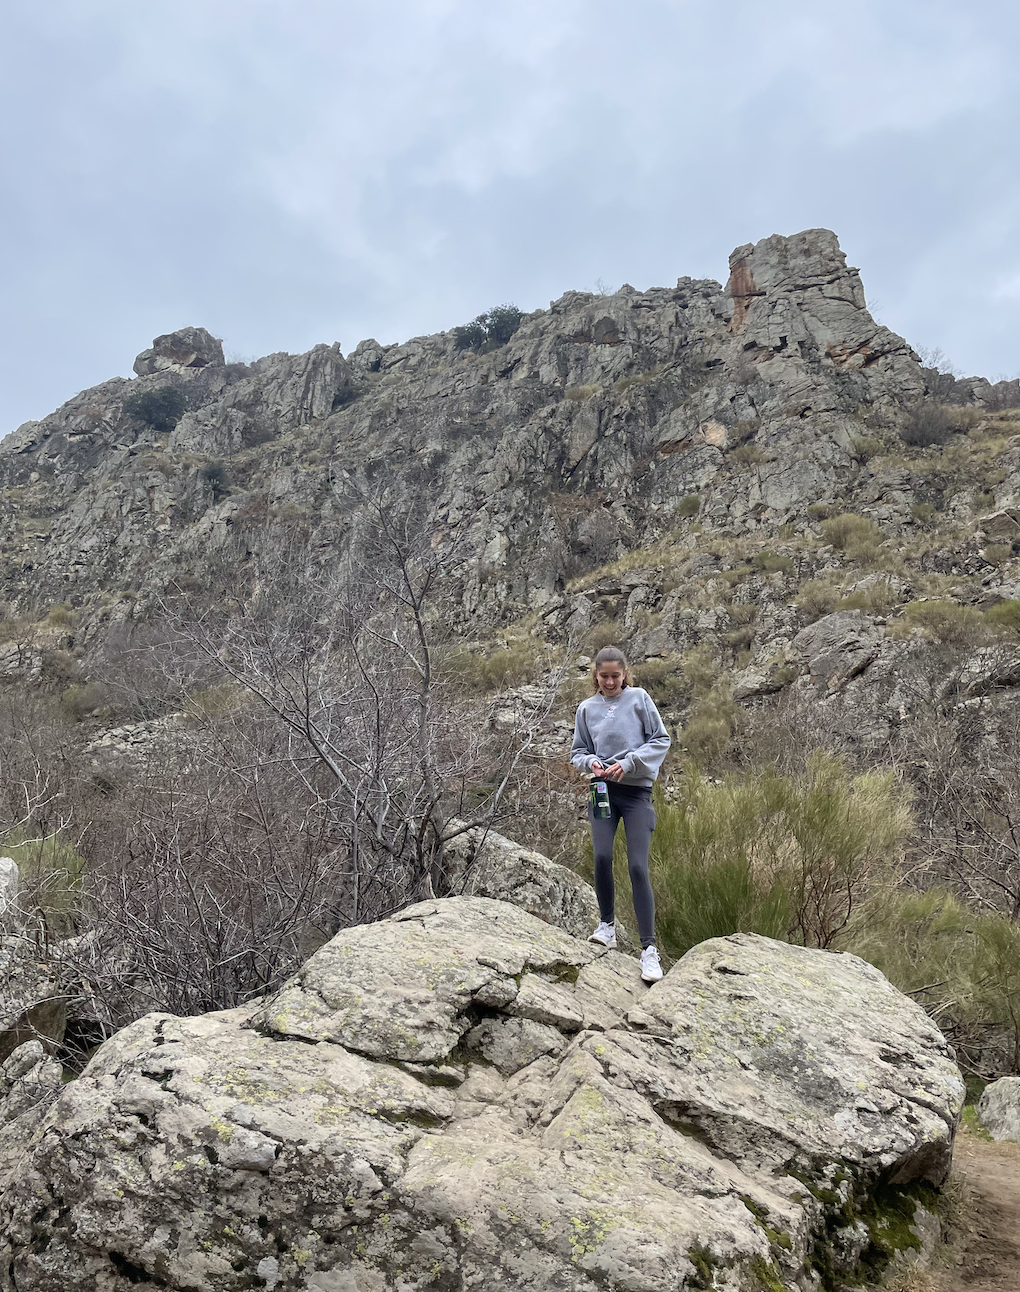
2 226 1013 642
0 892 965 1292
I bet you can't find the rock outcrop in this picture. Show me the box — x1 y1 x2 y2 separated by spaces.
132 326 225 376
0 229 930 634
977 1076 1020 1143
0 897 965 1292
441 819 601 941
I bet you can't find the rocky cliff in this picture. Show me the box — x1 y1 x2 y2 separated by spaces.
4 226 1007 641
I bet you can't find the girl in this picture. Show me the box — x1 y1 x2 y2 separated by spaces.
570 646 671 982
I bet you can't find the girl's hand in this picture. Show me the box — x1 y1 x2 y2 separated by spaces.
603 762 625 781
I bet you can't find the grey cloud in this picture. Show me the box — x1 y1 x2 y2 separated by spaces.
1 0 1018 435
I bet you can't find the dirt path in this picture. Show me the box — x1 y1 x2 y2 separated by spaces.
923 1127 1020 1292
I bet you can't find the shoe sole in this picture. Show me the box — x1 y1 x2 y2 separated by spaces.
589 937 617 949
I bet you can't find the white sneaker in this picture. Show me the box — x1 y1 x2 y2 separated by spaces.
640 946 663 983
589 921 617 949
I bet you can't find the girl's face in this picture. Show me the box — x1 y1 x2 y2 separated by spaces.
596 662 626 696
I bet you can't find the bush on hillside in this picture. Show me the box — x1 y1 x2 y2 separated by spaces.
647 753 910 957
795 578 840 621
900 400 956 448
820 512 880 551
985 599 1020 634
820 512 883 565
453 304 524 353
848 888 1020 1076
2 829 86 938
442 640 541 693
900 599 985 646
123 385 188 433
202 460 230 501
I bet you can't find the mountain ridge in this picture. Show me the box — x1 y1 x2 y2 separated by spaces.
4 226 1014 643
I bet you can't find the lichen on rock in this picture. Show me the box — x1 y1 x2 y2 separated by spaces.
0 898 965 1291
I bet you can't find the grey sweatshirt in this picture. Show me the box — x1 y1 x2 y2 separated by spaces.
570 687 671 788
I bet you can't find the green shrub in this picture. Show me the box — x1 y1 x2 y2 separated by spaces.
59 681 109 721
650 777 794 956
0 616 28 644
983 543 1012 566
675 494 701 519
453 304 523 352
614 365 665 393
900 599 985 645
485 304 524 346
678 687 735 766
123 385 187 432
46 603 75 629
910 502 937 525
850 435 884 461
727 602 756 626
633 656 686 706
585 620 627 654
820 512 880 551
202 461 230 501
679 644 721 700
846 888 1020 1074
652 753 910 958
985 599 1020 634
820 512 883 566
39 649 79 686
751 550 794 575
444 640 541 692
731 444 767 467
565 384 602 402
795 578 839 620
187 683 247 720
838 585 896 616
2 829 86 937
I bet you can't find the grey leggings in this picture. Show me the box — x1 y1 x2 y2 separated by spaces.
589 782 657 948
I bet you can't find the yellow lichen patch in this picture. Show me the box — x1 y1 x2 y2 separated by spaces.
568 1207 616 1261
313 1104 352 1127
208 1116 234 1142
208 1066 301 1106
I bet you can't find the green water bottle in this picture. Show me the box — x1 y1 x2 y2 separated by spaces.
590 776 611 818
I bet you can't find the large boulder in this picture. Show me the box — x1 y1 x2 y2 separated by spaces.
0 1041 63 1181
441 819 601 941
0 899 965 1292
977 1076 1020 1142
132 326 225 376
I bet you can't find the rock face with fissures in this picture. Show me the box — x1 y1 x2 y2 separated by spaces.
0 898 964 1292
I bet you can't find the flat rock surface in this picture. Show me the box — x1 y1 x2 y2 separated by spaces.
0 898 965 1291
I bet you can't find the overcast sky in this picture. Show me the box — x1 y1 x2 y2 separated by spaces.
2 0 1018 435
